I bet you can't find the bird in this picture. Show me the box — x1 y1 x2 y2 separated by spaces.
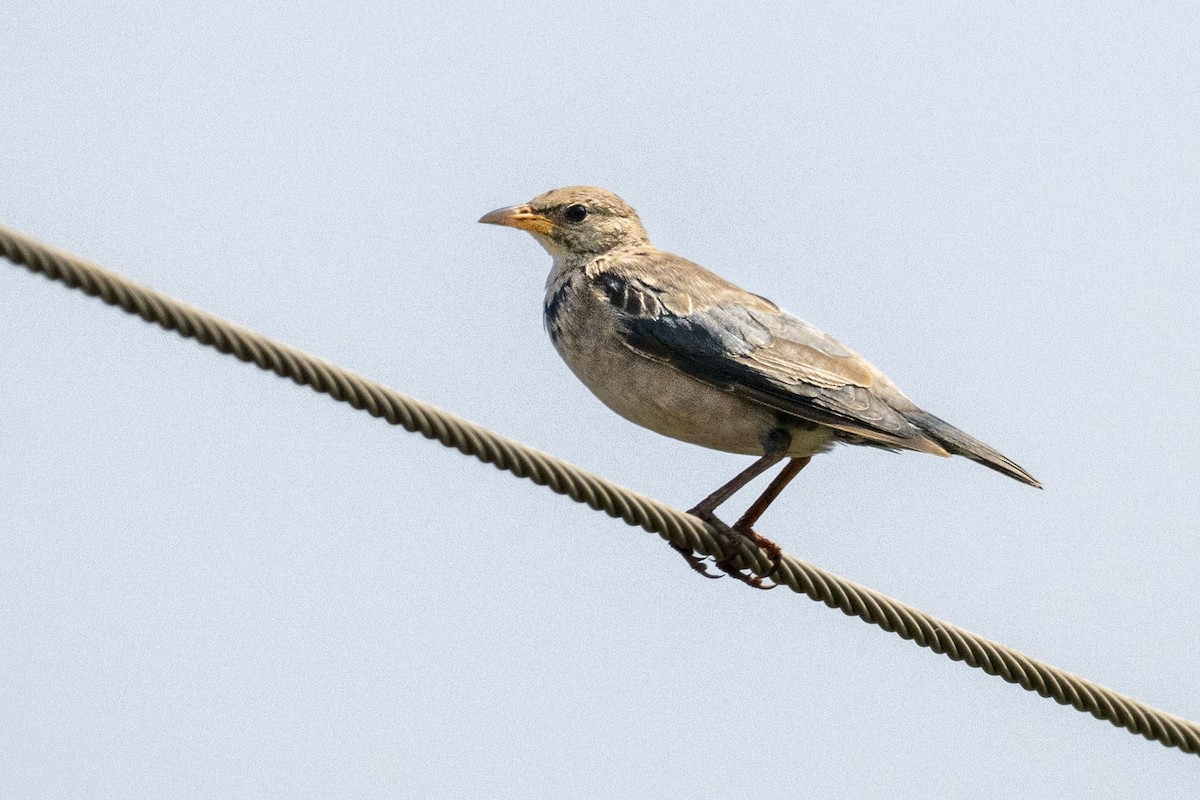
480 186 1040 585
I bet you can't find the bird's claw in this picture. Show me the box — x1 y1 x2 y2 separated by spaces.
670 542 723 579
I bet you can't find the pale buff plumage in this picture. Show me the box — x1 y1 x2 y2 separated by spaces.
481 186 1038 582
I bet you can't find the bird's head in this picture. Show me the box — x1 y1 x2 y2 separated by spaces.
479 186 650 261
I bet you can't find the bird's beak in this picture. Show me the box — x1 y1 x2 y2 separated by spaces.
478 204 555 235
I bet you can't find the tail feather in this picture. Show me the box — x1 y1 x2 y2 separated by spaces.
906 410 1042 488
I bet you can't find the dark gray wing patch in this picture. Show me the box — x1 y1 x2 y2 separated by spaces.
593 270 927 445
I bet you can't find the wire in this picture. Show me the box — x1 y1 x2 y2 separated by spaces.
2 221 1197 757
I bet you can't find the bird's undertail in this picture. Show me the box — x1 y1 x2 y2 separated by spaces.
905 410 1042 488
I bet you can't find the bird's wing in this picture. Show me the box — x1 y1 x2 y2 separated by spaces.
589 254 947 454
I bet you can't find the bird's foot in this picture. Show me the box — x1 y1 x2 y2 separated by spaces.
728 524 784 582
684 509 778 590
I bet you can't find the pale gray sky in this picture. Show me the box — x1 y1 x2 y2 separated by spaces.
3 3 1198 797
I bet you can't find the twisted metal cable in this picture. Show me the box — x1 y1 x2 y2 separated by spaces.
3 222 1198 757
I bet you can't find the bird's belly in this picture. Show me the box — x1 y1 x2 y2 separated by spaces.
552 325 832 457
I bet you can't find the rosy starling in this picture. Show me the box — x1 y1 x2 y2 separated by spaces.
481 187 1039 583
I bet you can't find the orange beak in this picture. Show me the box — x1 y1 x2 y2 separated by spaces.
478 204 555 235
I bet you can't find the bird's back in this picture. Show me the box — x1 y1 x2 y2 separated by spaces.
575 247 1041 487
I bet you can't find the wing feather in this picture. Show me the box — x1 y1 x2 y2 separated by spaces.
590 256 947 454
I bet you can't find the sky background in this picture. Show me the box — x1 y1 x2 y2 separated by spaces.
3 3 1199 797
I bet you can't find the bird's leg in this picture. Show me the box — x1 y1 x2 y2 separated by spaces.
726 456 811 579
679 429 792 587
688 448 788 519
733 456 811 530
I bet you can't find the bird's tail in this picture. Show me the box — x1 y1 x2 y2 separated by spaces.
905 410 1042 488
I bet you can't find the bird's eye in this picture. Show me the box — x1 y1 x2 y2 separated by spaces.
563 204 589 223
